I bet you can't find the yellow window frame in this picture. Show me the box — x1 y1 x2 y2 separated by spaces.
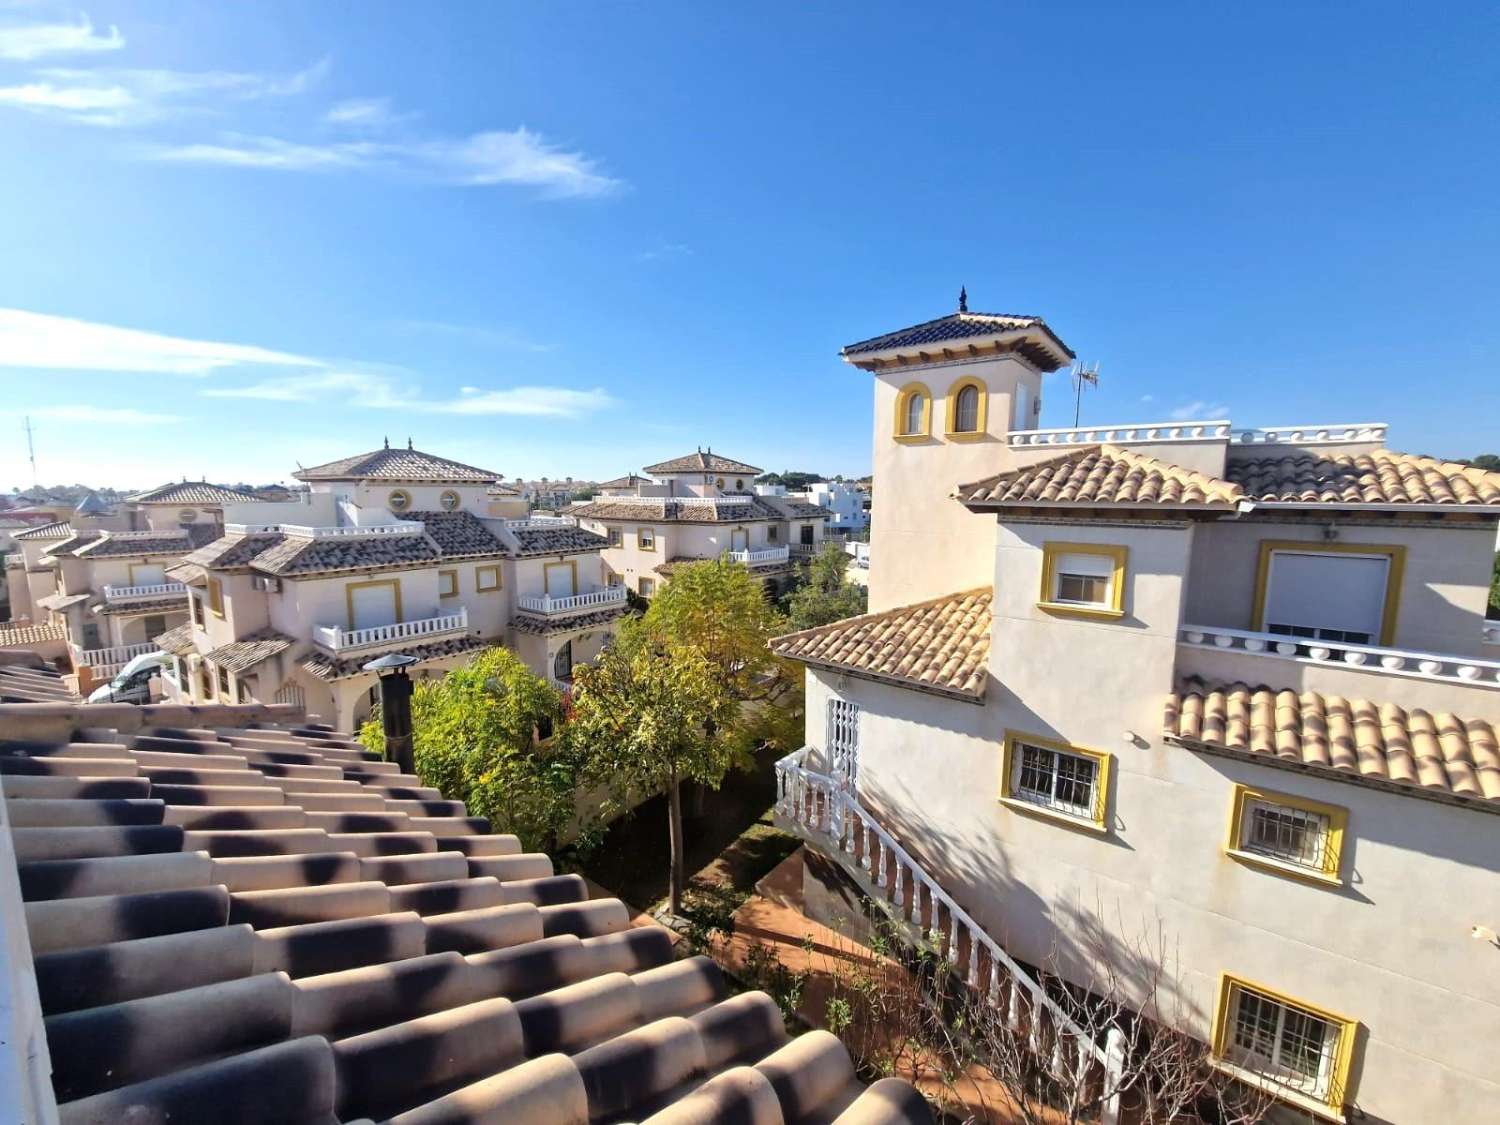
944 376 989 441
607 527 624 548
999 731 1111 833
1251 540 1405 647
1038 542 1128 620
1211 973 1357 1118
638 527 657 552
893 381 932 443
345 578 403 629
475 564 502 592
438 569 459 598
207 577 225 618
1226 784 1347 886
638 577 656 597
544 560 579 595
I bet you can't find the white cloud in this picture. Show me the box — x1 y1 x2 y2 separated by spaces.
18 404 183 424
325 96 409 129
435 386 614 416
150 126 622 197
0 14 122 61
1139 393 1154 404
1168 400 1230 421
204 373 613 417
637 242 693 262
0 308 323 376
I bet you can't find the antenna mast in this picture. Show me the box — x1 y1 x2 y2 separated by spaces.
23 415 37 488
1070 362 1099 427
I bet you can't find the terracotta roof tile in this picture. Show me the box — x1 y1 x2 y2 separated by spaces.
92 596 187 618
597 473 653 490
642 451 762 475
572 496 789 524
959 445 1243 510
299 634 490 680
408 511 509 560
252 530 443 577
41 530 104 557
34 592 91 611
204 630 296 674
841 310 1075 366
126 481 263 505
183 531 288 571
152 621 197 656
1225 449 1500 507
509 605 630 635
1166 678 1500 806
771 589 991 701
14 521 72 541
506 523 609 558
74 528 215 558
0 620 66 646
295 446 499 483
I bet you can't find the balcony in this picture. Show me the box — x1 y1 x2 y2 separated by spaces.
725 546 790 567
312 608 468 654
789 542 820 558
1177 623 1500 713
516 585 628 617
73 641 157 678
102 582 188 604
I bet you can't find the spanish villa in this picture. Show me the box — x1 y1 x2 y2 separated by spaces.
574 449 830 598
770 301 1500 1123
155 442 628 730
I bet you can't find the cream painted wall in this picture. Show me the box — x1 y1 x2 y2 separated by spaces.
344 481 494 515
1184 519 1496 656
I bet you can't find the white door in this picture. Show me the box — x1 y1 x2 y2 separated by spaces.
826 699 860 787
546 565 576 598
730 528 749 552
1263 551 1390 645
349 583 398 631
131 564 166 586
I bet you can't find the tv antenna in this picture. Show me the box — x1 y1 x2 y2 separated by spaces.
23 415 38 487
1070 362 1099 427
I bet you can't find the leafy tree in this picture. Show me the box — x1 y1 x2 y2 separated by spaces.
1490 551 1500 617
567 632 739 913
1465 453 1500 471
786 543 868 629
755 470 825 490
359 648 591 852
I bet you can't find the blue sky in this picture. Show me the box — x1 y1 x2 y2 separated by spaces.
1 2 1497 489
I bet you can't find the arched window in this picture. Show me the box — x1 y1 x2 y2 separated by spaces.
894 383 931 441
553 641 574 681
945 378 988 441
439 489 461 511
388 489 411 512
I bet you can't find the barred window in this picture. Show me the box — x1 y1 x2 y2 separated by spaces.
1225 983 1346 1101
1008 739 1102 822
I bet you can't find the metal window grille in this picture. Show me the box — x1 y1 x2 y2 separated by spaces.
1230 986 1339 1098
1243 800 1331 870
1013 743 1098 819
826 699 860 786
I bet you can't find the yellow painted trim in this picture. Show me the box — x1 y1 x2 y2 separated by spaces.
387 488 412 512
607 527 624 549
1225 783 1347 886
1000 730 1111 831
475 564 502 592
543 559 579 595
638 577 656 597
944 376 989 440
1037 542 1128 619
345 578 403 629
207 577 225 619
637 527 657 552
893 381 933 441
1211 973 1357 1114
439 489 461 511
730 526 749 552
1251 539 1406 647
438 568 459 598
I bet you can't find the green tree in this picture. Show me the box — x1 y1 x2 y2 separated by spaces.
359 648 588 852
786 543 869 629
567 633 739 913
1490 550 1500 617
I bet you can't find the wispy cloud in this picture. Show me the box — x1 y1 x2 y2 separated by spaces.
392 319 551 353
0 308 323 375
1139 393 1154 404
637 242 692 262
204 373 613 418
1168 400 1229 421
0 13 122 61
149 125 622 197
17 404 184 424
325 95 409 129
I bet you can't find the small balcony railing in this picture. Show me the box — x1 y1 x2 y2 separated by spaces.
73 641 157 678
516 585 628 616
789 542 820 558
1179 624 1500 690
312 608 468 654
102 582 188 603
504 516 579 529
725 546 790 567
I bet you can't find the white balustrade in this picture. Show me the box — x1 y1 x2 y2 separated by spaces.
725 546 791 566
1007 420 1231 448
505 516 579 529
516 585 628 615
312 608 468 653
1179 624 1500 689
773 746 1120 1120
222 522 284 535
674 494 754 506
223 521 426 539
1231 422 1387 445
76 641 158 678
102 582 188 603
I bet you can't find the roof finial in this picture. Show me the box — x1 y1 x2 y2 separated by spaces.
384 436 390 450
407 436 413 450
958 286 968 313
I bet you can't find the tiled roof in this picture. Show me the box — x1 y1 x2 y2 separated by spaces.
152 621 197 656
507 523 610 558
300 634 490 680
40 530 104 557
252 530 443 577
1166 678 1500 807
295 445 499 483
92 596 188 618
1224 449 1500 508
486 481 522 496
509 605 630 635
771 588 992 702
642 451 763 475
204 630 296 674
408 510 509 560
597 473 652 490
75 528 210 558
14 520 72 541
0 659 76 701
0 706 926 1123
34 592 91 611
958 445 1244 510
73 493 112 515
183 531 288 571
127 481 264 505
572 496 789 524
0 620 66 647
842 310 1076 365
165 562 207 586
765 497 831 520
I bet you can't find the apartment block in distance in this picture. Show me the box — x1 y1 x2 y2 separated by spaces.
574 449 829 597
770 299 1500 1123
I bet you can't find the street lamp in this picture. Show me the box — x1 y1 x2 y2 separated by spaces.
363 652 419 775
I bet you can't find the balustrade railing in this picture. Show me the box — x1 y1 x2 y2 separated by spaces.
1230 422 1387 445
774 747 1124 1122
505 516 579 529
1179 624 1500 688
312 608 468 653
102 582 188 603
1007 421 1230 448
725 546 790 566
74 640 157 678
516 586 628 615
223 520 426 539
